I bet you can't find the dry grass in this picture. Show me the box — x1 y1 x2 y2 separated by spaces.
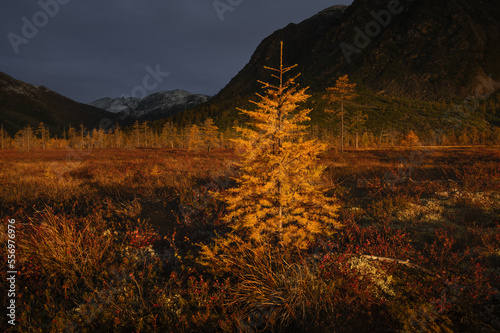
19 209 115 289
1 147 499 332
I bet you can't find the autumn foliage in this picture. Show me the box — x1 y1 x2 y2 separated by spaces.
220 42 340 249
1 44 499 332
324 75 358 153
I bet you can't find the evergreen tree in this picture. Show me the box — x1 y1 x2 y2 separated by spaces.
161 122 177 149
14 125 35 151
324 75 357 153
24 125 35 151
133 121 141 147
79 124 87 149
361 131 373 148
67 125 77 148
36 122 50 149
90 128 105 148
458 129 470 145
142 121 150 148
202 118 219 152
1 124 8 149
222 127 235 149
14 130 22 150
349 110 368 149
401 130 421 147
470 126 479 145
221 42 340 249
187 124 201 151
448 130 457 146
492 127 500 145
114 123 123 148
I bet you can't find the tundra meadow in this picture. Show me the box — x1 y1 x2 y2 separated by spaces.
2 1 500 332
1 57 499 331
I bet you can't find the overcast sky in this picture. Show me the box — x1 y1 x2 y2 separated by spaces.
1 0 353 103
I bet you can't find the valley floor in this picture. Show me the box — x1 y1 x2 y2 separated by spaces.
1 147 499 332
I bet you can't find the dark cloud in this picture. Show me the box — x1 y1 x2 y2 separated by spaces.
1 0 352 103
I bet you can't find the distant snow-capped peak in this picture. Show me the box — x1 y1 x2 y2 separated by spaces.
88 90 210 120
88 96 141 114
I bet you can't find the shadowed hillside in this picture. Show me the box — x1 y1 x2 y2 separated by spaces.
0 72 118 136
172 0 500 128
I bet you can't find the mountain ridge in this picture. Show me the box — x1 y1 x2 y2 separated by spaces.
2 0 499 135
0 71 118 136
88 89 210 122
171 0 500 128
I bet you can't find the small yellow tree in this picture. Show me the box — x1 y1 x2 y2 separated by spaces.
401 130 421 147
186 124 201 151
220 42 340 249
161 122 178 148
36 122 50 149
350 110 368 149
133 120 141 147
202 118 219 152
0 124 7 149
324 75 357 153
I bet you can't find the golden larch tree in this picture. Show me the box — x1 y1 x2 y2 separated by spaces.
202 118 219 152
113 123 123 148
0 124 6 149
133 120 141 147
186 124 201 151
401 130 421 147
36 122 50 149
350 109 368 149
161 122 178 148
223 42 340 249
324 75 357 153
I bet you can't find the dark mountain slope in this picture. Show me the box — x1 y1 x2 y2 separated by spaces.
0 72 117 136
172 0 500 128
